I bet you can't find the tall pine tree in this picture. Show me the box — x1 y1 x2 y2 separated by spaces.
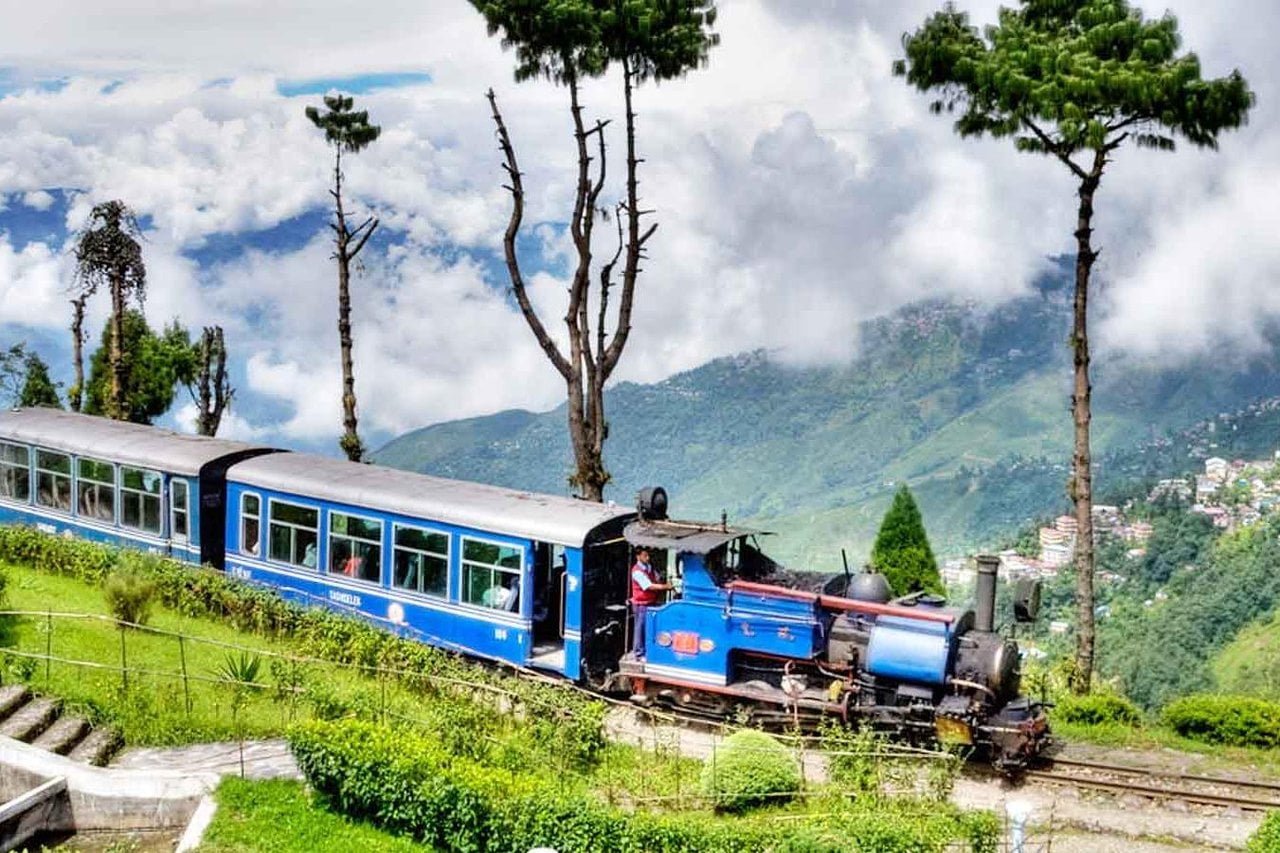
870 485 942 596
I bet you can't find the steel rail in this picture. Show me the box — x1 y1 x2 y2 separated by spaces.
1025 767 1280 812
1048 755 1280 793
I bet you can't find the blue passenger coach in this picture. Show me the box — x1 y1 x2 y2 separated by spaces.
0 408 274 564
223 452 635 679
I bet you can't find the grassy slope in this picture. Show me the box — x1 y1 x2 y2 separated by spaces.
1 564 430 744
200 778 428 853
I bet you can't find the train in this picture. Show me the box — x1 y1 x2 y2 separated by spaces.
0 407 1050 769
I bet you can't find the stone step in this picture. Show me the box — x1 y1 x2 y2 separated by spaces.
0 684 30 721
30 715 90 755
67 726 122 767
0 696 60 743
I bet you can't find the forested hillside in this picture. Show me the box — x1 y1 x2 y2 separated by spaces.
375 276 1280 569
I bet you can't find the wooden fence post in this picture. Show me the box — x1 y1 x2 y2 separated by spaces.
44 611 52 688
179 634 192 716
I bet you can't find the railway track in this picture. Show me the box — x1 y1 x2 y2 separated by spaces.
1025 755 1280 812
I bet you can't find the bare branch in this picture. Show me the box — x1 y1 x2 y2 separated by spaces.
487 88 572 380
1023 118 1089 181
349 218 379 259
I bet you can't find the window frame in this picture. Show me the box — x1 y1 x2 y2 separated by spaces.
171 478 190 543
76 456 117 525
119 465 163 535
34 449 72 514
460 534 525 614
391 522 451 600
240 491 261 557
266 496 320 570
327 509 384 585
0 441 31 504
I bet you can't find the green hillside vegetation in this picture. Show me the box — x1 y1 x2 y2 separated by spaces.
376 278 1280 568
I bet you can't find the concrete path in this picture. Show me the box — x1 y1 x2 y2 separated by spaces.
112 739 302 781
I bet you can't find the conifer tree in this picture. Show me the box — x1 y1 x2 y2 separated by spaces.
895 0 1253 692
871 485 942 596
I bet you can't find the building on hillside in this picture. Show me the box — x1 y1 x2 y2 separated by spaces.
1127 520 1154 542
1049 620 1070 635
1039 527 1068 547
1041 542 1073 568
940 558 974 588
1092 505 1121 530
1149 478 1192 502
1205 457 1229 481
1055 515 1078 535
1196 475 1220 502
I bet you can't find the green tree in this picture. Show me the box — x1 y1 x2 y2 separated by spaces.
73 200 147 420
305 94 381 462
894 0 1253 692
18 351 61 409
871 485 942 595
474 0 718 501
84 312 194 425
185 326 234 437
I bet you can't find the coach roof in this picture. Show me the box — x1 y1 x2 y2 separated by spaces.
228 452 636 547
0 408 269 476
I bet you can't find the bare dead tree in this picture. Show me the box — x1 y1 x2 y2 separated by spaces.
69 293 89 412
187 326 234 437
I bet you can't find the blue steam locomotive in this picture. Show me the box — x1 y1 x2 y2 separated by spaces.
0 408 1049 768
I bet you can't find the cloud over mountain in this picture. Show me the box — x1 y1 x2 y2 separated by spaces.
0 0 1275 451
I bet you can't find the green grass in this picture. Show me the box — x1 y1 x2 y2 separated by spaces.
0 562 451 746
198 778 429 853
1052 719 1280 776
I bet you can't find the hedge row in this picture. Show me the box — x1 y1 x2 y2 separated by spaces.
289 719 1000 853
1053 693 1143 727
0 525 606 765
1161 694 1280 749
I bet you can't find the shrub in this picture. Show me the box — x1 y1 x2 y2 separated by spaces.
289 719 999 853
103 560 157 627
1162 694 1280 748
1054 692 1143 727
699 729 800 813
1248 811 1280 852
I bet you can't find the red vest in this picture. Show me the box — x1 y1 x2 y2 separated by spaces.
630 561 662 605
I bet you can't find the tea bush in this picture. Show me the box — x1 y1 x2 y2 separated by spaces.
1162 694 1280 748
103 557 158 626
700 729 800 813
289 719 1000 853
1054 692 1143 727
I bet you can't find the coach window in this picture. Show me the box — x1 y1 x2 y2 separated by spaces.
393 524 448 598
329 512 382 584
171 480 189 543
0 442 30 503
269 500 319 569
35 450 72 513
77 457 117 523
241 493 261 556
120 466 162 534
461 537 522 612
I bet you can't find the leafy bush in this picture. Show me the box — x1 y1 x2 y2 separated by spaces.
699 729 800 813
1247 810 1280 853
1162 694 1280 748
103 559 157 627
289 719 999 853
1054 692 1143 727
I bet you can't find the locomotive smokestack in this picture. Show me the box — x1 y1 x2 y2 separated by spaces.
975 554 999 633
